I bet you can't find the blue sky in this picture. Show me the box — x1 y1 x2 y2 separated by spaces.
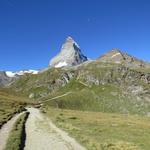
0 0 150 71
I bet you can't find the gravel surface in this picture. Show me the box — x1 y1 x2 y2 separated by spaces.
24 107 86 150
0 112 24 150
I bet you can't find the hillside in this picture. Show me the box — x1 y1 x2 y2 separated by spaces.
7 58 150 115
0 88 29 128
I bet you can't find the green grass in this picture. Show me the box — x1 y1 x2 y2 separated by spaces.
132 67 150 73
5 112 29 150
42 80 150 115
10 68 70 98
43 107 150 150
0 99 24 128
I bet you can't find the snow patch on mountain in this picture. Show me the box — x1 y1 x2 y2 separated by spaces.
6 71 16 77
55 62 68 68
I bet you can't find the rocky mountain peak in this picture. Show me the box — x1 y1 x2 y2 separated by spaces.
97 48 150 68
109 48 122 53
49 37 88 68
66 36 74 42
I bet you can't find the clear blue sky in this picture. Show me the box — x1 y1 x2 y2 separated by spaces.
0 0 150 71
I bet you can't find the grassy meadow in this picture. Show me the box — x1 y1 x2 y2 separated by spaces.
41 80 150 115
43 107 150 150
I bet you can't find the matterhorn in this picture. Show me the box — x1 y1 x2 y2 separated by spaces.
49 37 88 68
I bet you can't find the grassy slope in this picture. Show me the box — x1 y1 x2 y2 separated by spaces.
43 107 150 150
42 80 150 115
10 68 67 98
0 88 31 128
10 61 150 115
9 62 127 98
5 112 29 150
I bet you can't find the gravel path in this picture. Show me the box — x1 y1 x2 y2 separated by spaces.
42 92 72 103
24 107 86 150
0 112 24 150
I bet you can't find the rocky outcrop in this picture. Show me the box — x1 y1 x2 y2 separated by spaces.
49 37 88 68
76 63 150 103
77 65 150 85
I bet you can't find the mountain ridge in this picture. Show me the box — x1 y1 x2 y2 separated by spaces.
97 48 150 68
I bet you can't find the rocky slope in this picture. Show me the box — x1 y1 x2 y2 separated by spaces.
49 37 88 68
0 70 39 87
97 49 150 68
0 71 14 87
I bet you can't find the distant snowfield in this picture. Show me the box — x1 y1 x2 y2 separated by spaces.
6 70 39 77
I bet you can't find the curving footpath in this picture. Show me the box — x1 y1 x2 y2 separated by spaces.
0 112 24 150
24 107 86 150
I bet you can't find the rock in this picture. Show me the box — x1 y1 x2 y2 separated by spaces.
49 37 88 68
29 93 35 99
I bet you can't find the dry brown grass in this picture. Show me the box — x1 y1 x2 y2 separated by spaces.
43 107 150 150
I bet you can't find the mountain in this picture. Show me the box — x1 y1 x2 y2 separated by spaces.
97 49 150 68
1 40 150 115
0 70 39 87
0 71 14 87
49 37 88 68
5 70 39 77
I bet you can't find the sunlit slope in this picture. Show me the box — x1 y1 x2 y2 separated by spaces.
9 61 150 115
0 88 29 127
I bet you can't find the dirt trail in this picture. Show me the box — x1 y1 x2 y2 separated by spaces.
42 92 72 103
0 112 24 150
24 107 86 150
